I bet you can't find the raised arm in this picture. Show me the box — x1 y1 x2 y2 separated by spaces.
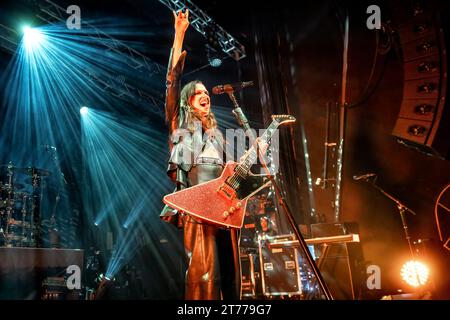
165 10 189 135
171 10 189 70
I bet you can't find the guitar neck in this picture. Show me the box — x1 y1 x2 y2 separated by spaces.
234 121 278 177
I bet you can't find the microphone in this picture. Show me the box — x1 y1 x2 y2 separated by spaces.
353 173 376 181
212 81 254 95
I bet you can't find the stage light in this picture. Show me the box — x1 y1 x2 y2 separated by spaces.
94 221 99 226
401 260 430 287
94 274 115 300
206 45 222 68
22 26 44 51
80 106 89 115
209 56 222 68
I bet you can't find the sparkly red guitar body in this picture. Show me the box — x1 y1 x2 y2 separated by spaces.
163 162 269 228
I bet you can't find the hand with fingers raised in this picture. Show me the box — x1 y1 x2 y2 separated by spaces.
173 9 189 35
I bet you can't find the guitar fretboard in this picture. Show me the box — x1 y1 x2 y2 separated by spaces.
230 121 279 185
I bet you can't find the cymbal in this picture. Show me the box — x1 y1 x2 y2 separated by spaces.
0 165 30 175
27 168 51 177
0 165 22 174
1 165 51 177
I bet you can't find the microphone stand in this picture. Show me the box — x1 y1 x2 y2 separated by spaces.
227 92 254 139
367 180 417 260
225 90 333 300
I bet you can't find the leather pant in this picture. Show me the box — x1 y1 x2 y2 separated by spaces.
183 163 240 300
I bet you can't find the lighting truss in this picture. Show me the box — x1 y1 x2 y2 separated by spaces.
81 66 165 116
0 34 165 115
158 0 246 61
37 0 165 76
33 0 166 113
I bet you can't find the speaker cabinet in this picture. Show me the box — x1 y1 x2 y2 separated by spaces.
310 223 365 300
391 0 450 159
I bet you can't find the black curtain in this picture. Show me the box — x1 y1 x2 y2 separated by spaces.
252 9 312 232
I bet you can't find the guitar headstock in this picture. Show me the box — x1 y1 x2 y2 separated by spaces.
271 115 296 126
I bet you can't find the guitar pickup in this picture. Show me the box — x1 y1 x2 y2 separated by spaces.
217 182 237 201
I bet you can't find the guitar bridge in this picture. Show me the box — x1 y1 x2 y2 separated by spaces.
217 182 237 201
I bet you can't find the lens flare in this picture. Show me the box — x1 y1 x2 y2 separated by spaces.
80 106 89 115
22 26 44 52
401 260 430 287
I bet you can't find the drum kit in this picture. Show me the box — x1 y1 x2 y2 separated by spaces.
0 161 51 248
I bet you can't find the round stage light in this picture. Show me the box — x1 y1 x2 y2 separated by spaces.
22 26 44 51
206 44 222 68
80 106 89 115
401 260 430 287
209 58 222 68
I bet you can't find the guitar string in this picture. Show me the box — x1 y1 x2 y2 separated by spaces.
225 123 278 189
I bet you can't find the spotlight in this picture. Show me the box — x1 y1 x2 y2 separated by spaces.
22 25 44 51
80 106 89 115
206 44 222 68
94 221 99 226
94 273 115 300
401 260 430 287
95 273 115 284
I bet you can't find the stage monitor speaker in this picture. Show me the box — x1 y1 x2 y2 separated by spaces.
0 247 84 300
391 0 450 160
310 222 365 300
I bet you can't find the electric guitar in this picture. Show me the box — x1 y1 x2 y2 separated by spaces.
163 115 296 228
